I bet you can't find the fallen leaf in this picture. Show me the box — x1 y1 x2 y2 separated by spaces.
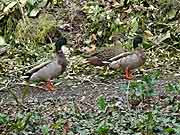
3 1 17 13
63 120 70 135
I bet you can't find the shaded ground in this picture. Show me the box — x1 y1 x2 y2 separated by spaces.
1 75 179 112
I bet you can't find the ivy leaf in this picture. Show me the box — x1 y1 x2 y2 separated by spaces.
96 122 109 135
97 96 107 111
27 0 38 6
167 9 177 20
165 127 175 134
130 17 138 33
0 36 6 46
41 125 49 135
0 113 9 124
28 7 41 17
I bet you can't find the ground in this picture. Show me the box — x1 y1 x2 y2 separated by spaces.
0 1 180 134
1 75 179 112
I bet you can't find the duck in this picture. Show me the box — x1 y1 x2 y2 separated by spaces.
24 36 68 91
84 45 126 66
84 35 145 80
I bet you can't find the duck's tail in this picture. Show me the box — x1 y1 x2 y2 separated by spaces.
21 73 32 81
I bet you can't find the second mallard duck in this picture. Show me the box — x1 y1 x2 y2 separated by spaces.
24 36 68 91
85 35 145 80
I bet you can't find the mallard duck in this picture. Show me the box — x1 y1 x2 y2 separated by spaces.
85 35 145 80
25 36 67 91
85 45 125 66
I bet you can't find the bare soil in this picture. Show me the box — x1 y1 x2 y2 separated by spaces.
0 75 179 113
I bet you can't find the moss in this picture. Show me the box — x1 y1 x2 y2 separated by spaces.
15 14 56 44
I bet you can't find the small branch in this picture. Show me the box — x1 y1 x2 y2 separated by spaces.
16 0 26 23
126 80 131 110
0 80 11 91
0 82 49 92
0 80 27 108
78 77 119 88
15 83 50 91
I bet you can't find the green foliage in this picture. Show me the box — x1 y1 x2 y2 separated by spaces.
166 83 180 93
83 1 129 45
97 96 107 111
120 71 160 102
1 76 180 134
0 113 9 124
96 122 109 135
41 125 49 135
135 111 158 134
51 119 64 130
15 14 56 44
9 112 32 132
0 0 49 20
82 0 180 74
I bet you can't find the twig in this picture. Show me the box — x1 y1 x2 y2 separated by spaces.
79 100 96 110
147 43 180 52
142 67 161 73
0 80 27 109
16 0 26 23
80 78 116 88
0 80 11 92
163 43 180 52
126 80 131 110
0 82 50 91
15 83 50 91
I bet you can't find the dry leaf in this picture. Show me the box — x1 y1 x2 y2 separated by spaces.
63 120 70 135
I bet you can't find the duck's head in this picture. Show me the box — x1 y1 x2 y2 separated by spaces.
133 35 143 49
133 30 153 49
55 36 67 52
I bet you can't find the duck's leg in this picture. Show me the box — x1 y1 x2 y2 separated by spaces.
125 66 133 80
45 80 55 91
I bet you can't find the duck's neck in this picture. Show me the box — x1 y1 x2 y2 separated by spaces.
56 50 67 65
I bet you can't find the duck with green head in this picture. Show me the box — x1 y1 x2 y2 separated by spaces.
85 35 145 80
25 36 68 91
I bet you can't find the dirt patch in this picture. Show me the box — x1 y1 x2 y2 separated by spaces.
1 75 179 112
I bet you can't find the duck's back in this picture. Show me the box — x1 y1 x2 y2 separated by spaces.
94 46 125 61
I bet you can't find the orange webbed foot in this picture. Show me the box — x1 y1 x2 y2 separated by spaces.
125 66 133 80
45 80 55 91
